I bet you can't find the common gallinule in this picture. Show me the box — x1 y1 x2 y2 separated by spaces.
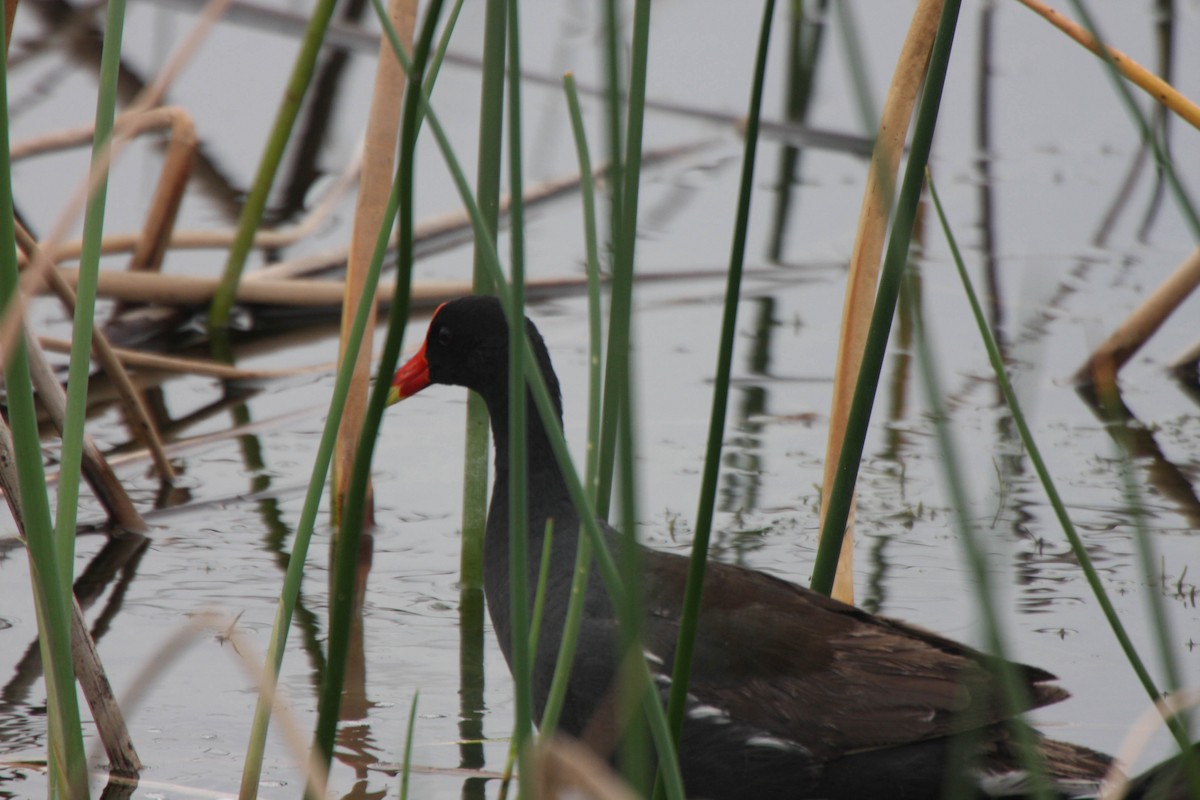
389 296 1160 799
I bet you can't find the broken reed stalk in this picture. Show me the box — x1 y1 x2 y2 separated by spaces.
16 222 177 483
332 0 416 523
22 324 145 531
818 0 943 605
37 335 328 380
1016 0 1200 131
0 0 235 398
0 423 142 776
26 141 702 283
1075 246 1200 387
50 268 598 309
13 148 361 265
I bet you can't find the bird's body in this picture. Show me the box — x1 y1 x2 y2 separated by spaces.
390 296 1190 799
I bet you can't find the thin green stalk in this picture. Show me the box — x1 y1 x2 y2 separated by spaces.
616 349 650 793
460 0 507 595
595 6 654 781
594 0 651 517
307 1 443 790
563 74 605 503
420 0 464 126
0 27 89 798
208 0 339 329
55 0 128 580
601 0 624 297
832 0 877 134
926 175 1200 789
664 0 775 759
371 17 683 794
537 79 600 735
399 691 419 800
237 31 435 800
505 2 534 793
1063 0 1200 237
537 74 603 738
810 0 963 595
502 522 554 788
528 521 554 660
243 18 467 787
908 270 1055 800
1110 408 1186 707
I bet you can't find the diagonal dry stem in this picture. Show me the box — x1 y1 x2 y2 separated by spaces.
1016 0 1200 131
16 222 177 483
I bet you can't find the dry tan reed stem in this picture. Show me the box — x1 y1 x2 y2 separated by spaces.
10 108 199 280
0 425 143 778
97 610 328 798
70 595 144 776
16 222 178 483
50 267 479 307
37 335 329 380
246 139 711 282
0 0 235 366
22 323 146 531
1075 247 1200 386
535 736 640 800
818 0 943 605
1169 338 1200 372
123 109 196 275
12 147 361 264
332 0 416 523
1017 0 1200 131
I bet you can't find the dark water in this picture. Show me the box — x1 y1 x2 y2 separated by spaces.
2 1 1199 797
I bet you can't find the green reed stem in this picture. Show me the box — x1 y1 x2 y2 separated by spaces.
504 1 535 792
399 691 420 800
1110 405 1193 741
537 75 602 739
208 0 338 329
501 521 554 787
908 271 1055 800
240 4 466 785
460 0 507 595
0 30 89 797
810 0 963 595
304 4 443 794
55 0 128 580
371 17 683 795
1062 1 1200 237
663 0 775 761
927 174 1200 789
594 0 651 518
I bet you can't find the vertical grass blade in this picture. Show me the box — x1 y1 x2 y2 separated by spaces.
399 691 419 800
55 0 129 579
908 269 1055 800
594 0 652 517
208 0 340 329
460 0 508 596
926 174 1200 790
306 2 444 792
504 1 535 792
367 16 684 792
0 23 90 798
810 0 963 596
663 0 775 756
537 73 603 739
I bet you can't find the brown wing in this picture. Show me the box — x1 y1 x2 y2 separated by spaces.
642 556 1067 760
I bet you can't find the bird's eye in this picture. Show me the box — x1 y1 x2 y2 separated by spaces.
437 326 453 347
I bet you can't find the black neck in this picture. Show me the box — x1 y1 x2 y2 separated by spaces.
483 387 570 501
